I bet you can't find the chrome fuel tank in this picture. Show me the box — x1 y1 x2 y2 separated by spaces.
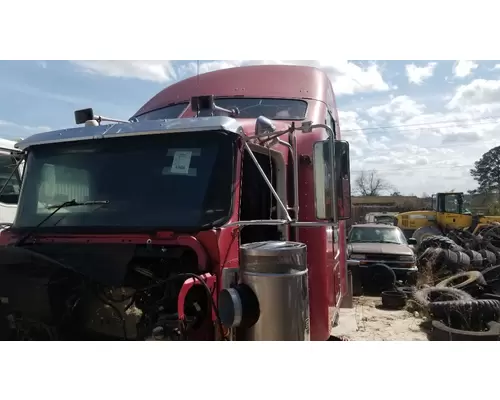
239 241 310 341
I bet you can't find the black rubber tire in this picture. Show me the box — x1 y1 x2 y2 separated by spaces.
429 299 500 322
413 287 473 308
449 243 465 252
350 263 363 296
436 271 487 294
430 320 500 341
480 293 500 301
413 227 443 247
465 249 483 270
328 335 350 341
406 269 418 286
369 263 397 292
418 234 464 253
381 290 407 310
479 249 497 267
396 286 416 298
417 237 440 255
417 247 442 264
417 247 446 274
455 251 471 268
434 249 467 274
481 265 500 288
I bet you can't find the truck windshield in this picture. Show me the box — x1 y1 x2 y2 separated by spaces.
133 103 189 121
135 98 308 121
14 131 236 232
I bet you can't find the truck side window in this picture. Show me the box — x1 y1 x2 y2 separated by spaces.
0 154 22 205
325 111 335 133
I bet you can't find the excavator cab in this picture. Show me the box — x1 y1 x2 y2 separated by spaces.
432 192 464 214
432 192 473 231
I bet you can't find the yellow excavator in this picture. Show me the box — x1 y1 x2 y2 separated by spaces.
395 192 500 244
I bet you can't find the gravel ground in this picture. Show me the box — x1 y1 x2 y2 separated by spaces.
331 296 429 341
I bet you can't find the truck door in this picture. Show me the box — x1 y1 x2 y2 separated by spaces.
325 111 342 309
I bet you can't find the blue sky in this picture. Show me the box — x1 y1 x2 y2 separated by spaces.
1 60 499 195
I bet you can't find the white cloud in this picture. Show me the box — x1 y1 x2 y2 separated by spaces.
0 120 51 133
367 95 426 123
441 131 481 144
338 110 369 156
176 61 241 78
453 60 478 79
405 62 437 85
313 61 390 95
447 79 500 110
71 61 177 83
339 90 500 195
0 120 51 140
71 60 391 96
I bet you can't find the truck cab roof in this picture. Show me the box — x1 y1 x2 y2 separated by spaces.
132 64 336 120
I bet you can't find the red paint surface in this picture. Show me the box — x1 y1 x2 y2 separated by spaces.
177 273 216 321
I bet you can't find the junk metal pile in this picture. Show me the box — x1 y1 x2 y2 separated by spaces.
376 227 500 341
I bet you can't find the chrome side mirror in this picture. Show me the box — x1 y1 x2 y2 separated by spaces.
255 116 276 137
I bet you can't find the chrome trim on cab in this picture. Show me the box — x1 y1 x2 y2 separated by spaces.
16 117 244 151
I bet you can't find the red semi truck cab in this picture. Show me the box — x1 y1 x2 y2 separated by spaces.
0 65 352 341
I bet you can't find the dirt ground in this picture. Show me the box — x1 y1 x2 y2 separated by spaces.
331 296 429 341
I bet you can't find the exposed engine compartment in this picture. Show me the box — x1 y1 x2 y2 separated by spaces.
0 243 215 340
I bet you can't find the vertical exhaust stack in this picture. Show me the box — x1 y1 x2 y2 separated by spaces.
219 241 310 341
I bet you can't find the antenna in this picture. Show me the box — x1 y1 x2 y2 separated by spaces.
195 60 201 117
197 60 200 86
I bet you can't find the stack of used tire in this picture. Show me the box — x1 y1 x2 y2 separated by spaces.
417 232 500 280
413 268 500 340
448 225 500 257
380 233 500 340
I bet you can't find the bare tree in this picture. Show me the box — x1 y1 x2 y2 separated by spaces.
354 170 394 196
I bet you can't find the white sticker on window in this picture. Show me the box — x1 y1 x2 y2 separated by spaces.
170 151 192 175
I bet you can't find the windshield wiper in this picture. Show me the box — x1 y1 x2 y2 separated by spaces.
46 200 109 210
15 199 110 246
